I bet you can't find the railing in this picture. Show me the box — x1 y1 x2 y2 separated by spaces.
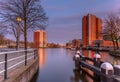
0 49 38 80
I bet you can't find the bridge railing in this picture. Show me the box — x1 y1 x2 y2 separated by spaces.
0 49 38 80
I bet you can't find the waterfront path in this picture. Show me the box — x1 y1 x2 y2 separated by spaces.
0 49 37 81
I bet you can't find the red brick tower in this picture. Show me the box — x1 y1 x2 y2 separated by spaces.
82 14 102 47
34 30 47 48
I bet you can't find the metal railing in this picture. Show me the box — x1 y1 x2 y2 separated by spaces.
0 49 38 80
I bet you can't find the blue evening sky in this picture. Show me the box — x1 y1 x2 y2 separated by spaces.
6 0 120 44
40 0 120 44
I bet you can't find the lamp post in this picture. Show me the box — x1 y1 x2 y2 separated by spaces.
16 16 22 50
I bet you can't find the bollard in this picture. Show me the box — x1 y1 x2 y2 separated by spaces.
94 53 101 80
74 54 80 70
100 62 114 82
94 53 101 67
76 50 80 54
114 65 120 76
76 50 83 59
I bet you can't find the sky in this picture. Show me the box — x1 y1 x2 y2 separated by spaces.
39 0 120 44
6 0 120 44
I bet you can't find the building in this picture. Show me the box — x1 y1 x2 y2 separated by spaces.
34 30 47 48
82 14 102 47
72 39 82 48
66 39 82 49
82 14 120 47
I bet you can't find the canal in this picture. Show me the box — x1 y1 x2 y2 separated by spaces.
31 48 120 82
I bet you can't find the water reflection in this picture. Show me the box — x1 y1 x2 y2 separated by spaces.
82 50 94 76
66 49 75 58
71 69 85 82
38 48 46 68
31 49 120 82
82 50 94 58
83 50 120 65
99 51 120 65
71 68 99 82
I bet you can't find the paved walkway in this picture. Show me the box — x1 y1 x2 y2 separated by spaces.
0 50 35 81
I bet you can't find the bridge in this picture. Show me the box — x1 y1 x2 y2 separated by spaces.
0 49 39 82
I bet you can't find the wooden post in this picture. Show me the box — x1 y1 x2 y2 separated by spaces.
101 62 114 82
73 54 80 70
114 65 120 76
94 53 101 80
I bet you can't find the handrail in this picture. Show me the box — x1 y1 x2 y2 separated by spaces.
0 49 38 80
8 56 34 71
0 56 34 75
0 61 5 65
8 55 25 62
7 52 34 62
0 49 35 55
0 52 34 65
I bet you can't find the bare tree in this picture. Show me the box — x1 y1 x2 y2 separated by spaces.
0 16 22 50
0 0 48 50
0 33 4 45
10 22 22 50
0 22 9 45
103 14 120 50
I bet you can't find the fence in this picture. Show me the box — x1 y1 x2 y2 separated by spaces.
73 52 120 82
0 49 38 81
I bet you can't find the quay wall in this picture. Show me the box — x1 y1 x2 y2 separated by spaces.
4 58 39 82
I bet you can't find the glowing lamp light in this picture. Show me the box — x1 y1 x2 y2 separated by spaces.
16 17 22 22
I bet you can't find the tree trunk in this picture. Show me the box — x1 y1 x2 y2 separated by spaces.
115 40 119 49
16 36 19 50
24 8 27 65
24 26 27 50
24 5 27 50
112 40 116 51
16 40 18 50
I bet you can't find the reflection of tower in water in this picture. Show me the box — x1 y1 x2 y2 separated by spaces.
81 50 99 82
38 48 46 68
82 50 94 58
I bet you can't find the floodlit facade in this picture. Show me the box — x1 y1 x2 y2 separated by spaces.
82 14 102 47
82 14 120 47
34 30 47 48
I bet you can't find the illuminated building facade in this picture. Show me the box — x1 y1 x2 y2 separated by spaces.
34 30 47 48
82 14 102 46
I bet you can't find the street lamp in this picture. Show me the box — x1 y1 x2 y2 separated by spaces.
16 16 22 50
16 17 22 22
